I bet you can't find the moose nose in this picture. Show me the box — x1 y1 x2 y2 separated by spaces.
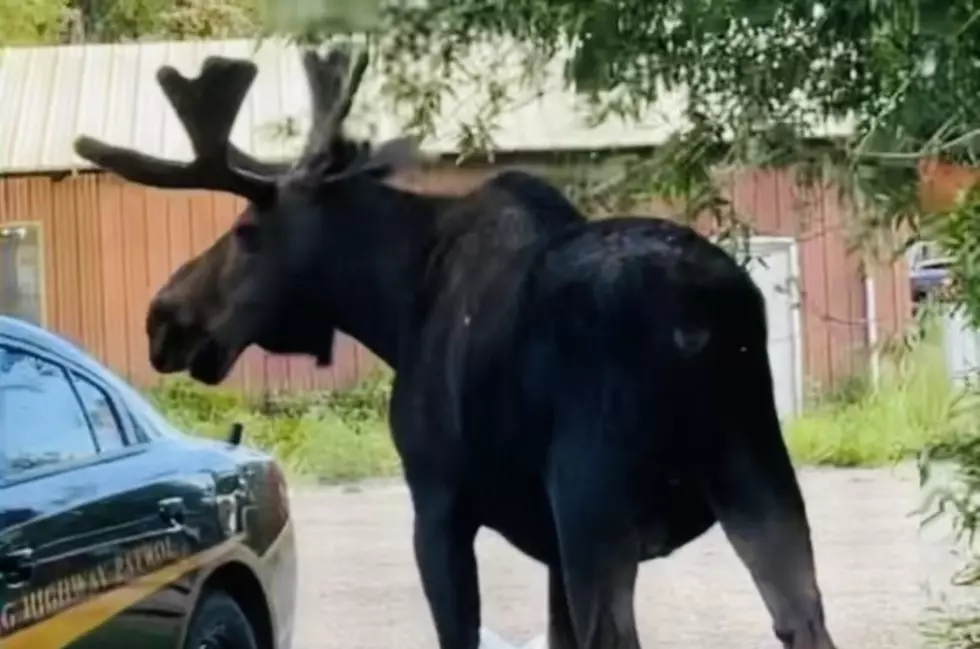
146 297 189 371
146 296 174 338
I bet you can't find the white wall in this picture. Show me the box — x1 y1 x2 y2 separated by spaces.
942 307 980 383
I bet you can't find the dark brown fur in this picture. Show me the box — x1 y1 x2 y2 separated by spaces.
74 45 838 649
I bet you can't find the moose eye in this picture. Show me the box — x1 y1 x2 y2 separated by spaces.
234 222 261 253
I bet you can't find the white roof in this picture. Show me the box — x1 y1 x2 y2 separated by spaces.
0 37 854 174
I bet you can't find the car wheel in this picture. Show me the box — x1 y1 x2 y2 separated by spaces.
184 590 260 649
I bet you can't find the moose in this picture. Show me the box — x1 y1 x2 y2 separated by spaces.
73 45 838 649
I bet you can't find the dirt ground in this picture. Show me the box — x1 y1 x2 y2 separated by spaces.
289 464 965 649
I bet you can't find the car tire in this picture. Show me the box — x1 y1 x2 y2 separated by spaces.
183 590 260 649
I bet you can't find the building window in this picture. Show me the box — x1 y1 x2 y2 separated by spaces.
0 225 42 325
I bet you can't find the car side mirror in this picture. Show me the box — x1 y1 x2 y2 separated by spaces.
228 422 244 446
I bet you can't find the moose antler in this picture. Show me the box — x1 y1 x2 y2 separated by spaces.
292 44 420 179
75 46 418 198
73 57 280 204
292 45 369 170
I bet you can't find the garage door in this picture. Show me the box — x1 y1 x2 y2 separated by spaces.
740 237 804 420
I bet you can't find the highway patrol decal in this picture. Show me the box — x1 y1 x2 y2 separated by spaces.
0 536 187 636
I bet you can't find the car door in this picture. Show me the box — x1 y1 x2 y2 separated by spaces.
0 340 218 649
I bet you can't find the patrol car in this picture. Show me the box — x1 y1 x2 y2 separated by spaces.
0 316 297 649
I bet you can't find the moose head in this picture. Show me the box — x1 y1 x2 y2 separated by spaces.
73 46 426 384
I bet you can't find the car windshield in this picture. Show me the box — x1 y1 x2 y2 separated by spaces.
917 258 952 270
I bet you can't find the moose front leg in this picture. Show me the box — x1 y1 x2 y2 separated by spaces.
411 484 482 649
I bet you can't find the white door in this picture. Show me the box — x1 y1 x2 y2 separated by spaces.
741 238 804 420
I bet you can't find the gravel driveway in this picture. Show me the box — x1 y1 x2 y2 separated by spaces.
289 464 967 649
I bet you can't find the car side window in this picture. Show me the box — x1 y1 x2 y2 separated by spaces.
0 345 98 476
71 371 126 453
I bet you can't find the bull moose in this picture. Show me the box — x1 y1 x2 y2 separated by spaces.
73 45 838 649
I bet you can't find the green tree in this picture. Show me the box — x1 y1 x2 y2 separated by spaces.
0 0 70 45
280 1 980 305
0 0 262 45
77 0 261 41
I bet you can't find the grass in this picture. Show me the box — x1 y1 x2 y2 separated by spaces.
142 326 973 481
784 333 973 467
144 371 401 484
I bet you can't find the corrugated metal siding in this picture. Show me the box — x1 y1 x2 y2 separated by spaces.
0 174 105 355
729 168 913 391
0 162 911 395
726 168 876 391
870 249 912 343
0 38 859 175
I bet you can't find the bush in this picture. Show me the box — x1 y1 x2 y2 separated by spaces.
144 371 400 483
918 383 980 647
919 433 980 649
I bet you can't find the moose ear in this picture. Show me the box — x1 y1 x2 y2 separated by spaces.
358 136 424 179
673 326 711 357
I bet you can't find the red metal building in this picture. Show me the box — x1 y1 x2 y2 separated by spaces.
0 39 912 401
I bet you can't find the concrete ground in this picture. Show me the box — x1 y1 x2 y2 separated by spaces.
289 464 968 649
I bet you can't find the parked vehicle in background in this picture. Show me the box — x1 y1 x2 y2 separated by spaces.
910 256 953 305
0 315 297 649
907 241 953 311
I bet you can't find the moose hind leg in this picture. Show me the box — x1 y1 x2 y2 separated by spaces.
548 567 580 649
701 428 837 649
547 446 642 649
410 485 481 649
